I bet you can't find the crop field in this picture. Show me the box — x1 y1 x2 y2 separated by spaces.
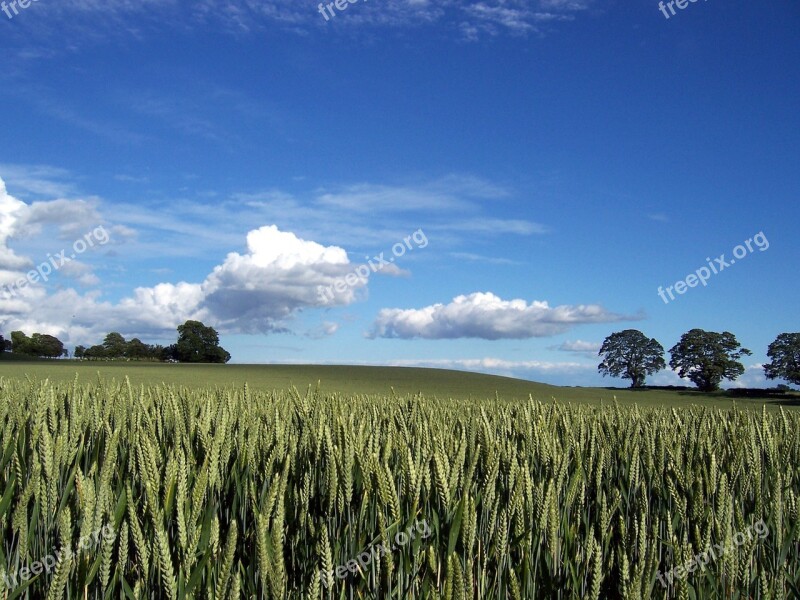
0 374 798 599
0 361 797 410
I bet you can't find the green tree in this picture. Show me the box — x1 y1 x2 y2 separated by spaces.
103 332 128 359
125 338 150 360
30 333 65 358
74 345 86 359
174 320 230 364
84 345 107 360
598 329 666 388
764 333 800 386
10 331 34 355
150 344 168 361
669 329 752 392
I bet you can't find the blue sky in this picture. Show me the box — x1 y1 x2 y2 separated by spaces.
0 0 797 387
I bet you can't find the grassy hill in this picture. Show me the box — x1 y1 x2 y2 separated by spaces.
0 359 796 409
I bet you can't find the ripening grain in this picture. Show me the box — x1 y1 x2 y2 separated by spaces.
0 376 798 598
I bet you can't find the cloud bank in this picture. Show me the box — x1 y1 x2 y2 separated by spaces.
370 292 639 340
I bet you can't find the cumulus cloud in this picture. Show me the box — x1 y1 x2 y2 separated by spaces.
370 292 640 340
199 225 360 332
0 223 364 343
0 178 31 270
1 173 368 339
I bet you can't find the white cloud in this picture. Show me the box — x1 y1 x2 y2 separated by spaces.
0 171 554 344
389 357 595 373
0 175 117 293
0 178 31 270
0 224 365 342
438 218 548 235
199 225 360 332
306 321 340 339
370 292 639 340
0 164 76 199
57 260 101 286
450 252 520 265
551 339 602 354
3 0 598 52
18 198 105 239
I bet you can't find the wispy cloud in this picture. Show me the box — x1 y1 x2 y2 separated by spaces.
0 164 77 199
449 252 520 265
2 0 599 51
549 339 601 355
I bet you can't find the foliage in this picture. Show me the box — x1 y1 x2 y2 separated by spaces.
669 329 752 392
764 332 800 386
598 329 666 387
74 321 230 363
174 320 231 364
0 377 798 598
103 332 128 359
8 331 65 358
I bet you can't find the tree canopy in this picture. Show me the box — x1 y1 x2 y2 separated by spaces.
103 332 128 358
172 320 231 364
70 320 230 364
9 331 65 358
764 332 800 386
669 329 752 392
598 329 666 388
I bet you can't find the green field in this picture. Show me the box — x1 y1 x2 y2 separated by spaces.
0 374 798 599
0 360 797 409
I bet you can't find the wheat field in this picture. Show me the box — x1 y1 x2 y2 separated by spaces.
0 375 798 599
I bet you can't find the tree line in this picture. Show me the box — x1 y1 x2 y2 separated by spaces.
598 329 800 391
0 320 231 364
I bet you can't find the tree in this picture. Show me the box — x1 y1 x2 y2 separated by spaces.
764 333 800 386
669 329 752 392
125 338 150 360
150 344 169 361
11 331 34 355
103 332 128 359
598 329 666 388
174 320 231 364
30 334 65 358
10 331 65 358
74 345 86 359
84 345 107 360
